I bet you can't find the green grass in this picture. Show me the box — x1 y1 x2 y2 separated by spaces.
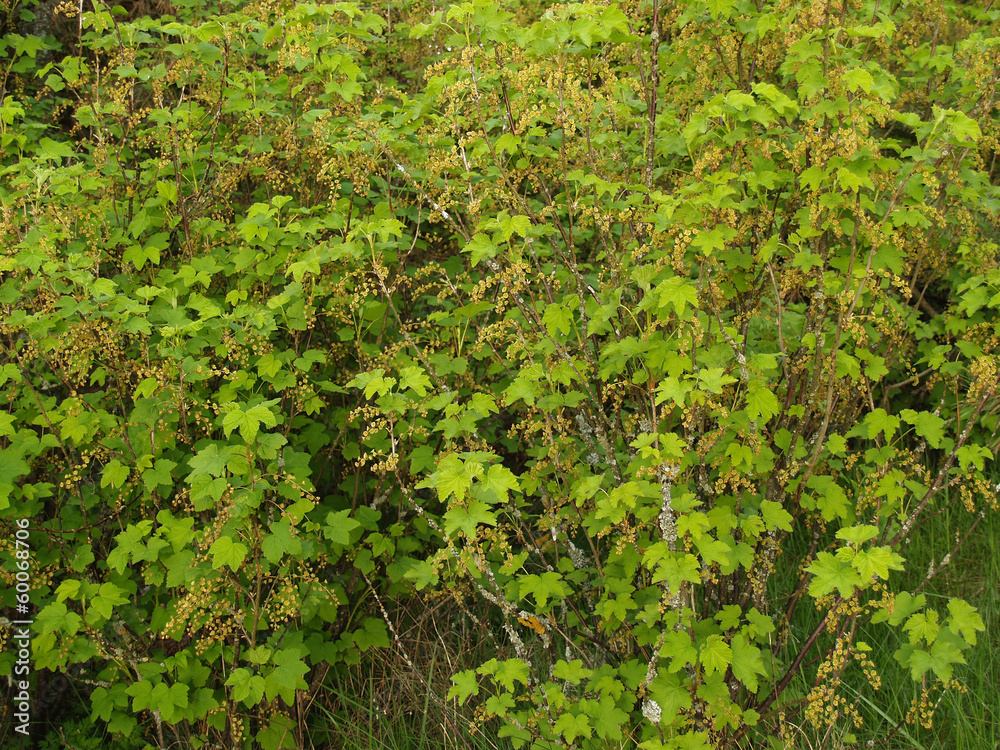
310 603 514 750
765 486 1000 750
315 484 999 750
849 501 1000 750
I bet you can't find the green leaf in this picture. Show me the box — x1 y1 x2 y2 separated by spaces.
163 550 193 588
707 0 736 20
649 671 692 725
904 609 940 644
258 714 297 750
147 682 189 723
715 604 742 630
465 233 498 265
843 67 874 93
347 369 396 399
245 404 278 428
587 694 629 740
947 110 981 145
826 434 848 455
262 521 303 564
89 582 129 623
572 17 598 46
543 303 573 336
863 353 889 381
947 599 985 645
142 459 176 493
210 535 248 572
884 591 926 626
656 276 698 317
730 634 765 692
226 668 266 707
677 511 711 540
37 601 82 636
264 649 309 704
90 684 128 722
746 608 775 639
399 366 431 396
698 368 737 394
656 376 694 407
108 520 154 574
700 635 732 675
691 225 737 255
323 509 361 546
501 214 531 240
849 546 904 581
447 669 480 704
0 449 29 488
56 580 80 602
518 571 567 610
648 549 701 593
896 646 931 681
222 403 273 443
0 364 21 386
745 380 779 423
956 444 991 471
469 392 498 418
863 408 901 440
836 351 862 381
753 82 799 118
554 712 592 744
480 464 519 503
425 454 482 503
38 137 74 159
101 460 129 489
189 444 232 478
807 551 863 597
492 658 530 691
403 559 439 590
806 474 851 522
759 500 793 532
504 377 537 406
553 659 591 684
799 165 828 191
353 617 390 651
664 629 698 673
900 409 946 448
443 500 497 539
836 524 879 545
222 406 243 437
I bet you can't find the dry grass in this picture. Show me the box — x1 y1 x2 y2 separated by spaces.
313 592 514 750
